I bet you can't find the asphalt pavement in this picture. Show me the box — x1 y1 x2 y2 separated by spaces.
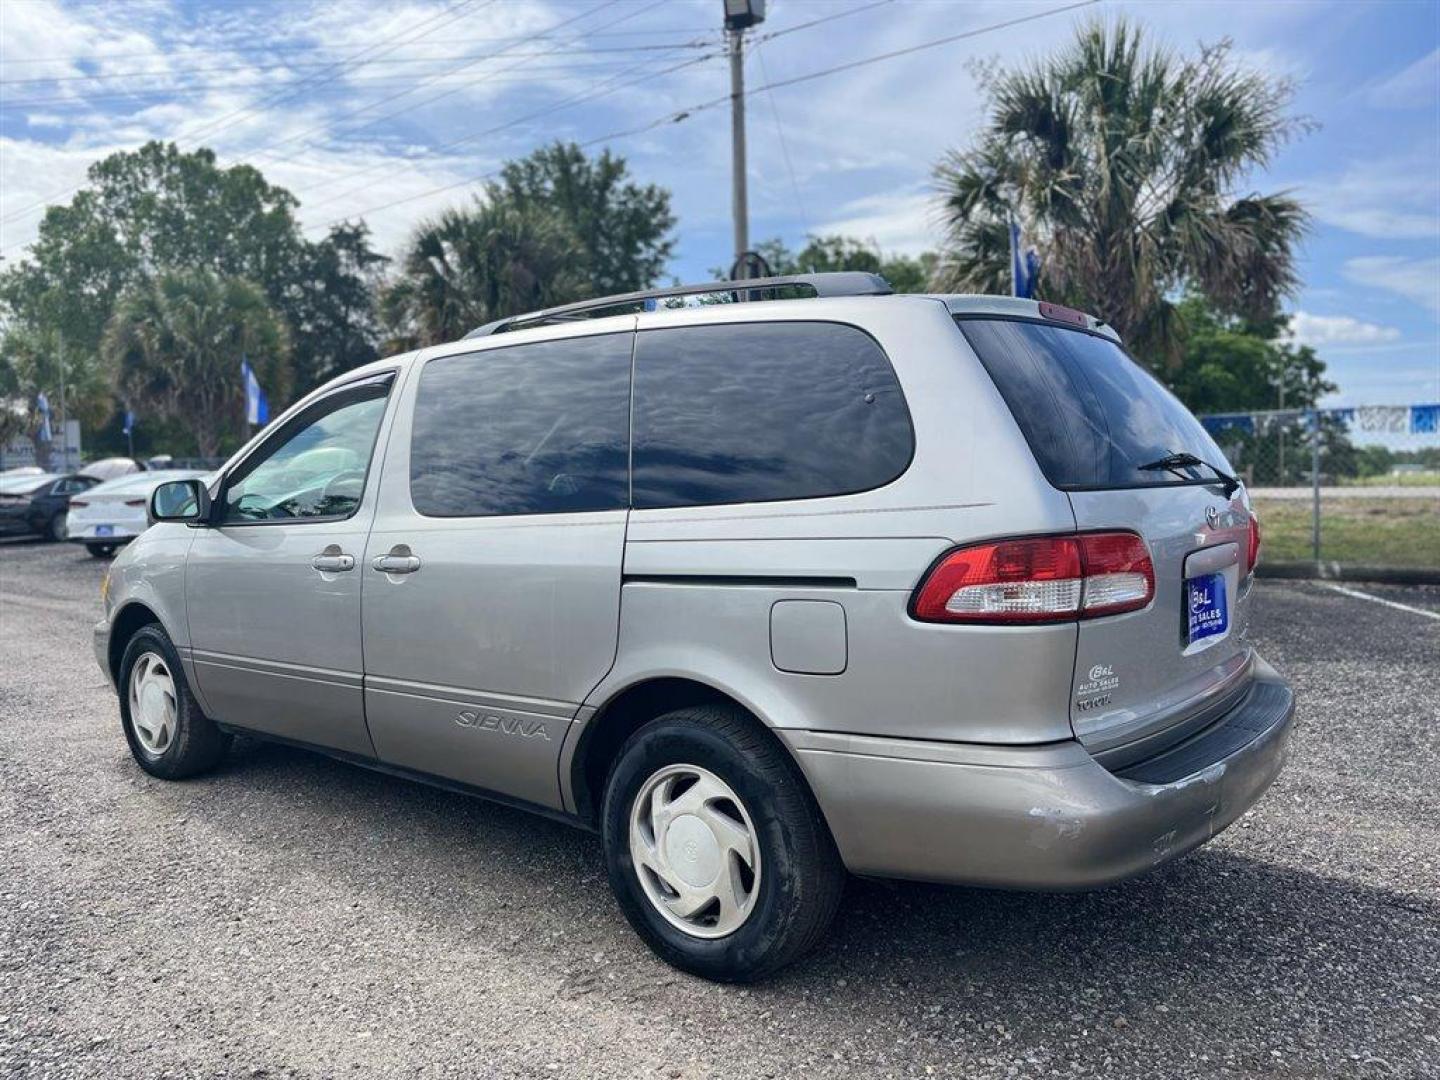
1 538 1436 1079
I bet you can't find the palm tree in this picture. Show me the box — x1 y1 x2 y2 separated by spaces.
384 198 588 349
103 270 291 458
0 321 112 468
932 19 1309 367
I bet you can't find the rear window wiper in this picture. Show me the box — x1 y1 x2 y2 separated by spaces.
1137 451 1240 497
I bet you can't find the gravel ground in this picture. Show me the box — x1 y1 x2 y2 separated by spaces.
1 539 1437 1079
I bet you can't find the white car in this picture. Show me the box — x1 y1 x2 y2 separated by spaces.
83 457 146 481
67 470 208 557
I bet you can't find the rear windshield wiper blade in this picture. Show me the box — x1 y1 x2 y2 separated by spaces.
1138 451 1240 497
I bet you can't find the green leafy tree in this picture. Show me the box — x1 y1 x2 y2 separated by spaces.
1166 295 1333 414
1164 296 1349 484
0 141 385 409
102 270 291 459
0 321 111 468
491 142 675 295
382 199 588 349
933 19 1309 368
284 222 389 389
744 235 937 293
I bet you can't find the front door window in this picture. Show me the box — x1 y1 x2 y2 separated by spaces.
221 380 391 524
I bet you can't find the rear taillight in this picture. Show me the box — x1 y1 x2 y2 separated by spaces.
69 500 88 508
124 499 147 507
911 531 1154 624
1246 513 1261 575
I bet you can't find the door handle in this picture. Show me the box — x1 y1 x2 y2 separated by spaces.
311 552 355 572
373 552 421 574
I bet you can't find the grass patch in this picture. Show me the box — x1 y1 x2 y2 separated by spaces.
1336 473 1440 488
1253 496 1440 568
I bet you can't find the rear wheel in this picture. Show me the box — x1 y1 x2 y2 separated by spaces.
47 512 67 542
119 625 230 779
85 543 116 558
601 704 845 982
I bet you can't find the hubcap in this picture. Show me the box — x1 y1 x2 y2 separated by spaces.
128 652 177 757
628 764 761 939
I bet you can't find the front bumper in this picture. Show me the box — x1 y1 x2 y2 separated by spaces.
69 528 138 544
785 656 1295 890
93 618 114 689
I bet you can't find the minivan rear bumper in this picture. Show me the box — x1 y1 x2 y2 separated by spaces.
784 655 1294 890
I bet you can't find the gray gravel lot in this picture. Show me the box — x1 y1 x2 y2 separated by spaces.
1 539 1437 1079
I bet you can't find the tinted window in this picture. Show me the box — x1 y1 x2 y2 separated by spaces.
632 322 912 509
957 318 1232 490
222 380 391 523
410 333 632 517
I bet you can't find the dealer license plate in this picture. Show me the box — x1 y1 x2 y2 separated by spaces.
1186 571 1228 644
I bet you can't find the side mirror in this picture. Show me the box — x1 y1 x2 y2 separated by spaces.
149 479 210 524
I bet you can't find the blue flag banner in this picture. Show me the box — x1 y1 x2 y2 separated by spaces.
122 409 135 436
36 392 52 444
1201 413 1255 437
241 356 269 426
1410 404 1439 434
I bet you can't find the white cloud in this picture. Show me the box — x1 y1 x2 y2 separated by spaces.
1301 157 1440 241
1287 312 1402 347
1367 47 1440 110
810 190 938 257
1343 256 1440 313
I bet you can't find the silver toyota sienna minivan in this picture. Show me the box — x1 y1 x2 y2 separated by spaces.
96 273 1294 981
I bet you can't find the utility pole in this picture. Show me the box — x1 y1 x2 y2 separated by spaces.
723 1 765 279
728 28 748 274
57 329 67 470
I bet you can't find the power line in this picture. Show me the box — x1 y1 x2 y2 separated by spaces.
0 41 716 85
247 1 642 168
173 0 497 154
296 0 892 219
0 0 491 227
752 38 810 237
309 0 1096 234
1 28 717 65
2 62 666 110
299 49 720 219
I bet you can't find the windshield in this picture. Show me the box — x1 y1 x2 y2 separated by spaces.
956 317 1232 490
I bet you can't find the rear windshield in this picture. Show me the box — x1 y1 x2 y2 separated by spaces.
956 317 1232 490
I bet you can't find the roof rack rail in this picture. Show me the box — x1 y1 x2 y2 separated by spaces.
463 271 893 338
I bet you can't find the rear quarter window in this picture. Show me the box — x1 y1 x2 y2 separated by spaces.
956 317 1232 490
410 332 632 517
631 321 913 509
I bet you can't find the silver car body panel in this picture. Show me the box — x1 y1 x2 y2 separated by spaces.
96 290 1295 890
181 365 406 758
358 317 637 809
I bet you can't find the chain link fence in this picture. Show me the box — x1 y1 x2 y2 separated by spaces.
1201 405 1440 577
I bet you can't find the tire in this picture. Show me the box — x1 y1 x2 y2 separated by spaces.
118 624 230 780
601 704 845 982
47 512 67 542
85 543 116 558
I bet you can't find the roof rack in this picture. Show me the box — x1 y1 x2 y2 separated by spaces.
463 271 893 338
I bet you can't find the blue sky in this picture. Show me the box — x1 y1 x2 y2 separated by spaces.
1 0 1436 405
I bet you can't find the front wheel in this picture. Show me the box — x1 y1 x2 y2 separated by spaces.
601 704 845 982
47 512 67 542
118 625 230 779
